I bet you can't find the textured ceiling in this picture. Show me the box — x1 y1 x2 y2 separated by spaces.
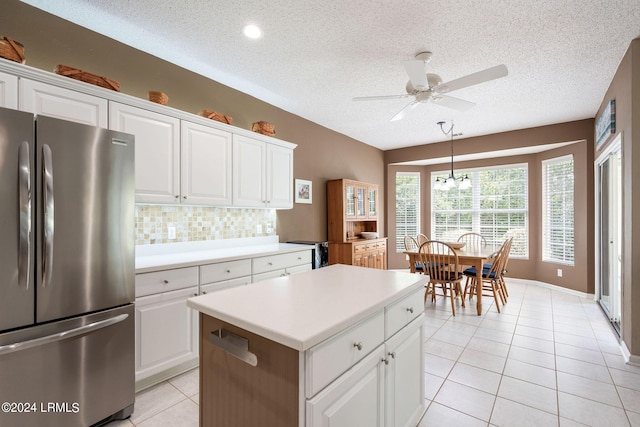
22 0 640 150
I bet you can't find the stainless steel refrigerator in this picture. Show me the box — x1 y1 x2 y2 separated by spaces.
0 106 135 427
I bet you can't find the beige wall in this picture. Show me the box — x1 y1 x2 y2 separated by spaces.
386 120 594 294
1 0 385 244
595 39 639 356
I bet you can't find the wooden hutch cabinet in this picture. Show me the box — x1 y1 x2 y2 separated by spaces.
327 179 387 269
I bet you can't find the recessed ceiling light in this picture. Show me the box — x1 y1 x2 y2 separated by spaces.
243 24 262 39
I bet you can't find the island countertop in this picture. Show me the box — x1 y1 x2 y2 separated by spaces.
187 264 427 351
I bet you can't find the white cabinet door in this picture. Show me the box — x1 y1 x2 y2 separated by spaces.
0 71 18 109
134 286 199 382
266 143 294 208
110 102 180 203
384 316 425 427
181 120 232 205
20 78 107 127
233 134 294 208
232 134 266 207
306 346 385 427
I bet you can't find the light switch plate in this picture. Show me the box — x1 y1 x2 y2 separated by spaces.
168 226 176 240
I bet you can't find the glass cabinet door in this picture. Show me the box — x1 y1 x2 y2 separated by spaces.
345 184 356 218
367 186 378 219
356 186 366 218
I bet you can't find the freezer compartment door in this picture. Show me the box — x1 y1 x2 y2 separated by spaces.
35 115 135 323
0 107 35 332
0 304 134 427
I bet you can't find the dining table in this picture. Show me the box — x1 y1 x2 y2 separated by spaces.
404 246 496 315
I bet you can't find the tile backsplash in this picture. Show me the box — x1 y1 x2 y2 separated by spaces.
135 205 277 245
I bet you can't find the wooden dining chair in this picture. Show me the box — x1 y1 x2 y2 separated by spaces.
462 238 512 313
416 233 429 246
403 235 422 273
457 232 487 250
419 241 465 316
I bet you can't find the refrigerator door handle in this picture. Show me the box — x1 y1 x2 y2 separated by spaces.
18 140 31 290
0 313 128 356
42 144 54 288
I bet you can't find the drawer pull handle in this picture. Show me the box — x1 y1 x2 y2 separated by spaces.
382 357 390 365
209 329 258 367
202 291 207 295
406 307 414 314
226 269 231 273
268 262 273 266
354 342 363 351
388 351 396 359
193 293 198 297
163 280 169 284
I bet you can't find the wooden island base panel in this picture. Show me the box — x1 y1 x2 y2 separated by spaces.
200 314 299 427
188 265 429 427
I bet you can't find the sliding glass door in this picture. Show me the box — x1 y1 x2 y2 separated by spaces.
596 134 622 334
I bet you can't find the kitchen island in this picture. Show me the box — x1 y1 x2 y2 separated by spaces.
187 264 428 427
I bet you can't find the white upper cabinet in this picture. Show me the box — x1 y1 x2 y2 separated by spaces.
0 71 18 109
233 134 294 208
266 143 294 208
109 102 180 204
20 78 107 127
181 120 232 206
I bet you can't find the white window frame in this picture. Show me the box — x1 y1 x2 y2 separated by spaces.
395 172 420 252
430 163 529 258
542 154 575 265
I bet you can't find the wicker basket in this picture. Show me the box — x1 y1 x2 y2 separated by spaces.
54 64 121 91
251 121 276 136
0 37 25 63
148 91 168 105
198 109 233 124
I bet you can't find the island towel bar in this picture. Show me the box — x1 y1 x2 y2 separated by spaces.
209 329 258 367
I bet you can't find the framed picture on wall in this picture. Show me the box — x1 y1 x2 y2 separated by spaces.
295 179 312 204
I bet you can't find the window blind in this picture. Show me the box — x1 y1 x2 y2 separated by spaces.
431 164 529 257
395 172 420 252
542 155 574 264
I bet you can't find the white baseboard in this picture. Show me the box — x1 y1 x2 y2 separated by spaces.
620 340 640 366
505 277 594 300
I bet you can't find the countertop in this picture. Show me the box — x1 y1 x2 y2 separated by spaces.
187 264 427 351
135 236 312 273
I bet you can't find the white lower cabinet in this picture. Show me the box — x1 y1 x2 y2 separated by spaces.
134 286 199 384
306 346 385 427
252 250 313 282
384 316 425 427
134 248 312 389
306 290 425 427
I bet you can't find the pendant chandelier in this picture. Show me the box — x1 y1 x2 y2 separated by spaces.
433 120 471 191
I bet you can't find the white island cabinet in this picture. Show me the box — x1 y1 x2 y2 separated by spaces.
188 264 427 427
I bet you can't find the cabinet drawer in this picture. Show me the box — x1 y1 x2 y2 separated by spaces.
200 276 251 294
305 310 384 398
200 259 251 283
135 267 199 297
252 250 311 274
385 288 424 339
376 240 386 249
353 243 367 254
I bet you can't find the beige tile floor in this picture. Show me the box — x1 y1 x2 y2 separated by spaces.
107 279 639 427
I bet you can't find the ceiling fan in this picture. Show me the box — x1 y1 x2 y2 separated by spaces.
353 52 508 121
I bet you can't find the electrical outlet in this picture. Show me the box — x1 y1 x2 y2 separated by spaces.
256 224 262 234
168 226 176 240
266 224 273 234
557 268 563 277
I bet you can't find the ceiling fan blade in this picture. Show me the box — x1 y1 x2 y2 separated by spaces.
353 94 410 101
434 64 508 93
390 100 420 121
432 95 476 111
403 60 428 90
